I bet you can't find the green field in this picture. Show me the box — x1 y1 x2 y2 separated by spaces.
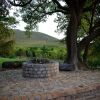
15 40 65 48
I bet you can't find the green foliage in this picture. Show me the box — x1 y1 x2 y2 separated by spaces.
88 58 100 70
0 22 13 40
91 38 100 57
26 48 35 58
0 40 15 57
54 13 69 33
0 21 15 57
14 46 67 60
41 45 49 58
15 48 26 57
30 46 66 60
88 38 100 70
0 2 18 57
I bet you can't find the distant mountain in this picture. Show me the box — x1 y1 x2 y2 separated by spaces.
14 29 59 42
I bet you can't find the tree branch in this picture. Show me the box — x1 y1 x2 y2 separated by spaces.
78 28 100 48
43 10 66 15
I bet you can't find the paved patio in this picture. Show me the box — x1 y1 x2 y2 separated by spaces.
0 70 100 100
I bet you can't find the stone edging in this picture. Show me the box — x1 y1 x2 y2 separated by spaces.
0 83 100 100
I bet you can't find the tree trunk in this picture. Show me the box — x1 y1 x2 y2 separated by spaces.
65 9 80 71
64 0 87 70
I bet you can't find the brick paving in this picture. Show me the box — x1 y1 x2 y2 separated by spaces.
0 70 100 100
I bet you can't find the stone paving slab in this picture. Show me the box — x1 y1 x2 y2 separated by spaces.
0 70 100 99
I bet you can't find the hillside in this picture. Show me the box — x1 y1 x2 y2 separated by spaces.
14 29 58 41
14 29 60 47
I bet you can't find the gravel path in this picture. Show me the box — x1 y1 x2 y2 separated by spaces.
0 70 100 97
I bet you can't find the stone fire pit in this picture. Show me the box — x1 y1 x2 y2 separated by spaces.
22 58 59 78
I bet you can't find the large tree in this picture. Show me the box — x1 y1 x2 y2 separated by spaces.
8 0 100 70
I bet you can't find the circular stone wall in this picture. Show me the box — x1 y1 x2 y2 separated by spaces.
22 61 59 78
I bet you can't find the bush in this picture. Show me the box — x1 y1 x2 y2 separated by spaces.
45 47 66 60
11 46 67 60
28 46 66 60
15 48 26 57
2 61 25 69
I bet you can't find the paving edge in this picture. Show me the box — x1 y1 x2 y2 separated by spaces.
0 83 100 100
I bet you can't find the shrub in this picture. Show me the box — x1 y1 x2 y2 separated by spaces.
28 46 67 60
41 45 49 58
2 61 25 69
15 48 26 57
14 46 66 60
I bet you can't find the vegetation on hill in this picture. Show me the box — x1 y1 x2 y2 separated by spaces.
14 29 59 42
14 29 61 47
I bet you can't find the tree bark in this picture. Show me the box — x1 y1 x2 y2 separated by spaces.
65 0 87 70
66 15 78 70
65 5 82 71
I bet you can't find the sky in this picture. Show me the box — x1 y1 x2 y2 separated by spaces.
10 7 65 39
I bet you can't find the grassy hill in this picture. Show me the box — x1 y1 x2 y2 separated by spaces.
14 29 61 47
